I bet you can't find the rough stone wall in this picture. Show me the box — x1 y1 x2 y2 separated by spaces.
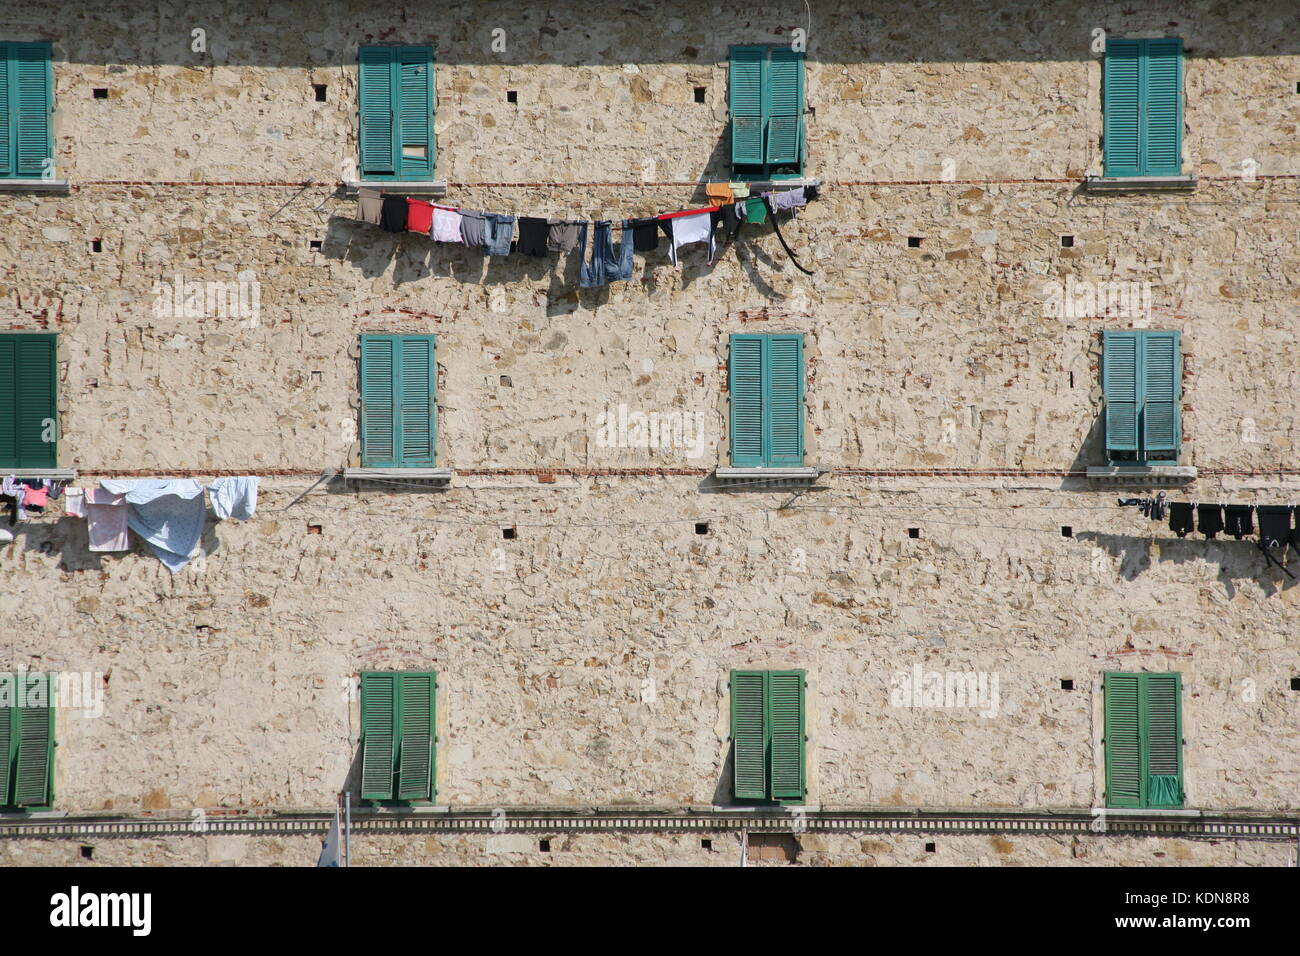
0 0 1297 866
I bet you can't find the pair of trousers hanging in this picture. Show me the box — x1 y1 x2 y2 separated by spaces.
579 220 634 288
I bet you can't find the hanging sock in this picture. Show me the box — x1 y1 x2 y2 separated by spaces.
1196 504 1224 539
1168 502 1194 537
1224 504 1254 540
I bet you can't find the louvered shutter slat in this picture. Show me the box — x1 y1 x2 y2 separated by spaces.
1141 331 1179 455
1142 39 1182 177
1103 39 1141 177
1102 331 1139 456
731 671 767 800
767 671 805 800
13 673 51 807
766 335 804 467
1104 673 1142 808
396 673 434 800
358 47 396 176
1144 674 1182 806
397 336 435 466
729 336 764 467
729 46 765 166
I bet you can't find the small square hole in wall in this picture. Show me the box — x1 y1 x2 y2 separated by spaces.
924 842 936 853
539 839 550 852
1061 526 1073 537
309 239 322 250
502 527 516 540
307 524 322 535
1060 235 1074 248
313 84 327 102
506 90 517 104
1290 677 1300 691
907 236 923 248
1061 679 1074 691
907 528 920 539
90 239 103 253
80 845 94 859
701 838 712 850
92 88 108 99
694 86 706 103
310 370 322 383
695 521 709 535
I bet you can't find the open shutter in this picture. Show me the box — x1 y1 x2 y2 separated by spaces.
13 673 52 807
767 671 805 801
360 673 397 800
396 673 435 801
1103 39 1141 178
358 47 396 176
397 335 436 467
13 44 51 178
728 46 765 167
0 334 57 470
729 335 764 467
1142 39 1182 177
0 695 12 806
765 334 804 467
731 671 767 800
1143 673 1183 807
1102 331 1139 458
765 48 803 167
1141 331 1180 458
360 335 397 467
396 47 434 179
0 49 11 177
1103 673 1142 808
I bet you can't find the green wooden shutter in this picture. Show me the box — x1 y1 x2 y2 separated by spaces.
0 49 10 177
730 671 767 800
13 673 52 808
1103 39 1142 177
13 43 52 178
396 672 435 801
397 335 436 467
396 47 434 179
729 335 764 467
1103 672 1142 808
359 334 396 467
1141 331 1180 458
765 334 804 467
729 46 765 167
1102 331 1139 459
767 670 805 801
1143 673 1183 807
0 690 11 806
358 47 396 176
765 48 804 167
1142 39 1183 177
0 333 57 470
360 672 397 800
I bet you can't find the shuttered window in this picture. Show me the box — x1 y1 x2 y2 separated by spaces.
0 42 53 179
1103 38 1183 178
1104 672 1183 809
360 671 436 802
359 334 436 468
357 45 435 180
1102 330 1180 464
1 672 54 809
729 333 804 468
0 333 57 470
728 45 805 180
730 670 806 802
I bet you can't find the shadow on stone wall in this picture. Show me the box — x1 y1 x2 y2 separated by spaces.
12 514 222 574
1074 530 1300 598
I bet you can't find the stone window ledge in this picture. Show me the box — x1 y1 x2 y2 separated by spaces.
343 179 447 197
0 179 71 194
0 468 77 480
341 467 453 490
1086 465 1197 485
1084 175 1197 193
713 466 826 487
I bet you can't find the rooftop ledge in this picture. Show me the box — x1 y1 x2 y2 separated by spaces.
343 179 448 197
1084 175 1197 193
0 468 77 480
1087 465 1197 485
0 179 71 194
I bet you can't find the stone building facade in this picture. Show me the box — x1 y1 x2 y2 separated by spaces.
0 0 1297 866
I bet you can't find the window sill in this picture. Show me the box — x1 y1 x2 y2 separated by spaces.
713 466 826 487
0 468 77 480
1084 175 1196 193
0 179 71 194
728 176 821 191
1087 465 1196 485
344 179 447 197
342 467 453 489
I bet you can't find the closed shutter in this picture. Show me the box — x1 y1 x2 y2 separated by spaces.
728 46 765 166
397 335 436 467
1102 331 1139 456
765 334 804 467
1142 39 1183 177
0 50 10 177
359 335 396 466
0 692 11 806
730 671 767 800
1141 331 1180 457
765 48 804 166
13 43 51 178
729 335 764 467
358 47 396 176
1102 39 1142 177
360 672 397 800
767 671 805 801
1103 673 1142 808
0 334 57 470
1143 673 1183 807
396 673 435 801
13 673 52 807
397 47 434 179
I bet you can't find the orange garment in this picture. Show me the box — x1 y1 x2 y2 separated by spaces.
705 183 735 205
